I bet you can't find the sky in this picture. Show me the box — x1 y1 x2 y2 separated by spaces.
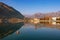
0 0 60 15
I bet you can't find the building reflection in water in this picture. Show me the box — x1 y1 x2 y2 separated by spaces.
24 16 60 30
0 18 60 39
33 22 60 30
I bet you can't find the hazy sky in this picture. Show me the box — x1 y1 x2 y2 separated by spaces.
0 0 60 15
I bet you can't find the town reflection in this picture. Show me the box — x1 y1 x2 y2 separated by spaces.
29 22 60 30
24 20 60 30
0 21 60 39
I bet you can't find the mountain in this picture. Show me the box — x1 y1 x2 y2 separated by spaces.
45 11 60 17
24 13 44 18
0 2 24 19
30 11 60 18
0 2 24 38
33 13 44 18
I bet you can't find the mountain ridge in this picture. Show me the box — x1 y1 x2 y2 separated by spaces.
24 11 60 18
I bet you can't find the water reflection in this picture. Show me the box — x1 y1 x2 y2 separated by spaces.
16 30 20 35
23 22 60 30
0 22 24 39
1 22 60 40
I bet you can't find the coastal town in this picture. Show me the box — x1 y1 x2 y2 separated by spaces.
0 16 60 25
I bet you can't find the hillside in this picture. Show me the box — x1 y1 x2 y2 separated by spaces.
0 2 24 19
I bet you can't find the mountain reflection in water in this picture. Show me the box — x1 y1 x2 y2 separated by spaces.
0 22 24 39
1 22 60 40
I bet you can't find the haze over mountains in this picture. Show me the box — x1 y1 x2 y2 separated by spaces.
24 11 60 18
0 2 60 18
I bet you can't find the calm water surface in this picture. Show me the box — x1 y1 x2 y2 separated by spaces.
1 24 60 40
